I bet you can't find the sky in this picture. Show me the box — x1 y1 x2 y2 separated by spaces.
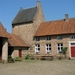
0 0 75 33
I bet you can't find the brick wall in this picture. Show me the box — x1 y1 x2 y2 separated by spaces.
2 38 8 62
12 47 28 58
32 34 74 58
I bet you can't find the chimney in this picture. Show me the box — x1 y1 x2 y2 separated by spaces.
37 0 41 9
65 14 69 22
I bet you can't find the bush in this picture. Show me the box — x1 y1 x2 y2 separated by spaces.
15 57 22 61
62 47 68 55
8 55 12 60
25 54 30 60
8 55 14 63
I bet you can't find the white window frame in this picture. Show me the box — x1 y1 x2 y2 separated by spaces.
70 35 75 39
35 37 40 41
46 36 51 41
57 36 62 40
35 44 40 53
57 43 63 53
46 44 51 54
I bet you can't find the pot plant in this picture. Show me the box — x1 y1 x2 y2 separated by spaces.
61 47 68 58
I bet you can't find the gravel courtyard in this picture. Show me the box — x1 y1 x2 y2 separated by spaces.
0 59 75 75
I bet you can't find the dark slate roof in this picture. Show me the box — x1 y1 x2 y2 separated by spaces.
12 7 37 25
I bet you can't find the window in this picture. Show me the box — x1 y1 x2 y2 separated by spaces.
57 43 63 53
70 35 75 39
35 44 40 53
57 36 62 40
46 36 51 41
71 43 75 46
35 37 40 41
46 44 51 53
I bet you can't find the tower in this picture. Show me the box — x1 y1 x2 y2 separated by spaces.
12 1 45 46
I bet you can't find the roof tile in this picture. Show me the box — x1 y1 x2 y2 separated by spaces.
0 22 8 38
8 34 29 47
35 18 75 36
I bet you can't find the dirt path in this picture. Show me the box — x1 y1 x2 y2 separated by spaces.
0 60 75 75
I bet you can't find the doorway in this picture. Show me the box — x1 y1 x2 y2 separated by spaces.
71 46 75 57
69 42 75 59
19 50 22 58
0 37 3 60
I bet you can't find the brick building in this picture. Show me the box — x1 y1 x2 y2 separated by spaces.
34 14 75 59
0 22 29 62
12 1 45 57
11 1 75 59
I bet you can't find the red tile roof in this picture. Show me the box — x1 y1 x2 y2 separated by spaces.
0 22 8 38
35 18 75 36
8 34 29 47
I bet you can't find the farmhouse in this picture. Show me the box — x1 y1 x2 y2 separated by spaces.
0 1 75 62
34 15 75 59
12 1 75 59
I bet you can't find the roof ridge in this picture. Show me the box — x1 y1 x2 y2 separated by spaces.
47 19 64 23
22 6 36 10
46 17 75 23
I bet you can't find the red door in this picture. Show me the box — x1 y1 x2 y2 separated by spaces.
19 50 22 58
71 47 75 57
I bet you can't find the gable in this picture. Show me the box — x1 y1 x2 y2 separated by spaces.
34 18 75 36
12 7 37 25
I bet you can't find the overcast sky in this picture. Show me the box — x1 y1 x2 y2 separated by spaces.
0 0 75 33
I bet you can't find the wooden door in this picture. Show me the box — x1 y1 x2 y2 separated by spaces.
19 50 22 58
71 46 75 57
